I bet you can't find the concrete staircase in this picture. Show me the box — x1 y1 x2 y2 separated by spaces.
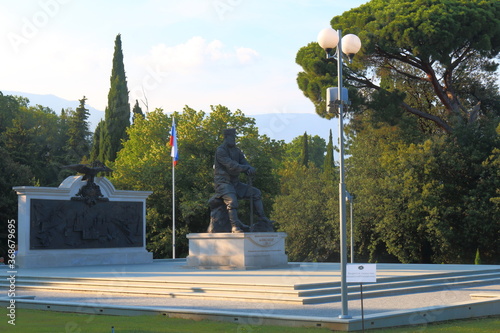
2 267 499 304
297 269 500 304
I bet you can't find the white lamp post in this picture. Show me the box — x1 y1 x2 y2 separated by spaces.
346 190 354 264
317 27 361 319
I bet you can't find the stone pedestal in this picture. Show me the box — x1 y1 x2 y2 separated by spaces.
186 232 288 269
13 176 153 268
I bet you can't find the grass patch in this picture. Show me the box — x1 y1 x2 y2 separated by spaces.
0 308 328 333
0 308 498 332
370 315 500 332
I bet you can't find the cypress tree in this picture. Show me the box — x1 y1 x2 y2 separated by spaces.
90 120 104 162
132 99 144 124
323 129 335 175
99 34 130 162
300 132 309 167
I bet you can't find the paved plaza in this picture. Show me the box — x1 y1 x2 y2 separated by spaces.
1 260 500 331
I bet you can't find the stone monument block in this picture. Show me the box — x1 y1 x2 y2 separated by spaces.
186 232 288 269
13 176 153 268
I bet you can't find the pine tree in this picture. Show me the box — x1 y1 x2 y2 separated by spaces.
65 96 91 162
97 34 131 163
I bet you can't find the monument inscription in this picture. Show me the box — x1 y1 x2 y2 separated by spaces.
248 234 281 247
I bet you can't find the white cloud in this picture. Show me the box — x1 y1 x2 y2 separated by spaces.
127 37 261 111
236 47 259 64
136 36 260 73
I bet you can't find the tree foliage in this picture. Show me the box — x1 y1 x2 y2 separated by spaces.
0 92 91 186
0 91 92 258
300 132 309 167
94 34 131 163
294 0 500 264
282 133 326 168
297 0 500 133
347 111 500 263
272 162 339 262
65 96 91 163
132 99 144 124
323 129 335 176
488 124 500 207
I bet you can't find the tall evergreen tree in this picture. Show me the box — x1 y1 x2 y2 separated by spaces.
282 134 326 168
65 96 91 162
90 120 104 162
132 99 144 124
324 129 334 174
300 131 309 167
97 34 131 162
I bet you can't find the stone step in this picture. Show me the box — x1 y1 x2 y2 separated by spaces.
293 268 500 291
302 277 500 304
2 268 499 304
10 280 300 298
11 284 304 303
296 271 500 297
4 276 296 295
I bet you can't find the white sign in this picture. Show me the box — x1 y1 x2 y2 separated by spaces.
346 264 377 283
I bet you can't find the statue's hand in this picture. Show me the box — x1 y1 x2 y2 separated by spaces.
246 166 256 176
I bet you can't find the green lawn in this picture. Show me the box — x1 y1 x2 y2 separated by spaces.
370 316 500 333
0 309 498 333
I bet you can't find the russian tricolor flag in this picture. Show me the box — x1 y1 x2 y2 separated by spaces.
170 119 178 166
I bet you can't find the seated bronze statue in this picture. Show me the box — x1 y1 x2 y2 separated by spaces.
207 128 274 233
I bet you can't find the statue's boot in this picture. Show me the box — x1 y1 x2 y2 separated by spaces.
251 199 275 232
228 209 250 233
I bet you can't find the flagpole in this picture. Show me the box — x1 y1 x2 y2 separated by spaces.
172 155 175 259
170 116 177 260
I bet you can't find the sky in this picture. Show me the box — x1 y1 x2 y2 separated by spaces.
0 0 369 117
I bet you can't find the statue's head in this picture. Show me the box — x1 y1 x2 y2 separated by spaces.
223 128 236 147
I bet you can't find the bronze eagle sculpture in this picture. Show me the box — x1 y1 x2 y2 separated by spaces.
63 160 113 184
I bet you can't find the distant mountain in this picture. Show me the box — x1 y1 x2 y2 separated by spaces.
250 113 337 143
2 91 338 143
3 91 104 130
